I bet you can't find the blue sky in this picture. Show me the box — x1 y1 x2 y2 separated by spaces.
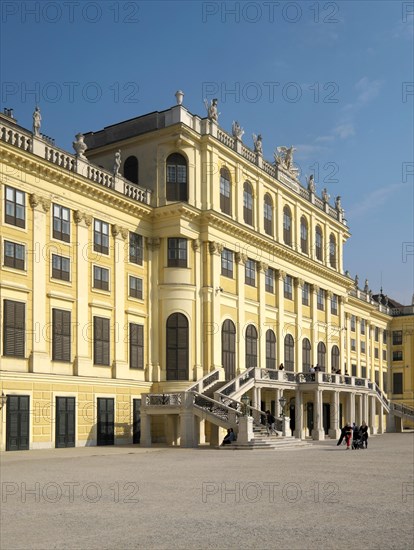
1 0 413 303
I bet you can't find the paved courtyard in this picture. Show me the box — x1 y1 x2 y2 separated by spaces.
1 433 413 550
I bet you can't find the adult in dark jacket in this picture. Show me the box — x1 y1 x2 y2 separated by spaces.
360 421 369 448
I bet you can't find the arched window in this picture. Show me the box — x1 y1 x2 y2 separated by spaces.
124 155 138 184
166 153 187 201
245 324 258 368
265 329 276 370
222 320 236 381
329 234 336 268
302 338 311 372
166 313 188 380
300 216 308 254
317 342 326 370
220 167 231 215
331 345 340 372
243 181 253 225
315 225 323 261
284 334 294 371
283 206 292 246
264 194 273 236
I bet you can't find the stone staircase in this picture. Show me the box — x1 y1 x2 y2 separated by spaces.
220 424 313 451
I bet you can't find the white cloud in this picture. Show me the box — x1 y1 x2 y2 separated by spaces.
355 77 382 104
348 183 407 218
333 123 356 139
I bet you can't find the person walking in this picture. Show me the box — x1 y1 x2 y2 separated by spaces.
344 423 353 450
336 424 347 446
265 410 277 436
360 421 369 449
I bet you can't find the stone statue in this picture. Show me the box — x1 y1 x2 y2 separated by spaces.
204 98 219 122
354 274 359 288
364 279 369 293
72 133 87 158
252 134 263 155
232 121 244 140
322 188 330 203
113 150 121 176
307 174 316 193
345 270 350 277
335 195 342 210
384 295 389 307
369 290 373 301
32 106 41 136
275 146 296 171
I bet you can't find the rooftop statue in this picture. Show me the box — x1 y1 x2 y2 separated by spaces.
32 106 41 136
275 145 296 171
73 133 87 159
252 133 263 155
113 150 121 176
322 188 330 203
232 121 244 140
364 279 369 293
307 174 316 193
355 274 359 288
204 98 219 122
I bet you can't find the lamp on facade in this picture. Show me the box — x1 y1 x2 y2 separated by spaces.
279 395 287 417
0 393 7 410
241 393 250 416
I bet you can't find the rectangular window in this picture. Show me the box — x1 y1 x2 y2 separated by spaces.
374 348 379 359
351 315 356 332
393 350 403 361
361 341 366 354
52 254 70 281
361 366 367 378
4 241 25 270
265 268 274 293
245 259 256 287
383 330 387 344
130 323 144 369
302 283 310 306
129 276 143 299
331 294 338 315
374 327 379 342
317 288 324 311
393 372 403 394
94 219 109 255
93 266 109 291
93 317 110 366
52 309 71 362
284 275 293 299
3 300 25 357
221 249 233 278
392 331 402 345
351 364 357 376
383 349 387 361
167 238 187 267
382 372 387 394
5 186 25 228
53 204 70 242
351 339 356 351
360 319 365 335
129 232 143 265
375 371 380 386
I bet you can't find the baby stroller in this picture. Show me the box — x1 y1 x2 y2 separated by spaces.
352 429 364 450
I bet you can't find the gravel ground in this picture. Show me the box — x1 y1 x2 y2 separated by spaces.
1 433 413 550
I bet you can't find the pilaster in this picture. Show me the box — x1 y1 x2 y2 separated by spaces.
209 241 224 371
235 250 246 373
276 270 286 366
111 225 128 378
257 261 268 368
147 237 160 381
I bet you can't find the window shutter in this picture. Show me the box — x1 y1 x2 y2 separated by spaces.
4 300 25 357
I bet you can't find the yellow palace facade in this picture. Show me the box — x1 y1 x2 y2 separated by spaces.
0 95 412 451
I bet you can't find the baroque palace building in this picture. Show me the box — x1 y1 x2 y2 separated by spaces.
0 94 413 451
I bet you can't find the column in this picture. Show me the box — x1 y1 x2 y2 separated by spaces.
210 242 224 372
355 316 361 376
311 285 319 366
313 389 325 440
294 390 303 439
378 405 384 434
235 251 246 374
192 239 203 379
326 291 332 372
347 392 355 424
295 278 303 371
329 391 341 439
257 262 268 369
370 396 377 434
29 195 51 373
275 388 282 418
345 313 351 373
74 210 93 375
276 270 286 366
140 411 152 447
112 225 128 378
147 237 160 381
339 297 346 373
357 394 363 425
362 393 368 424
180 393 197 448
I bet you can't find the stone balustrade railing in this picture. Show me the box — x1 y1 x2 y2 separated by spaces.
0 120 151 206
241 144 256 163
217 128 235 148
186 368 221 393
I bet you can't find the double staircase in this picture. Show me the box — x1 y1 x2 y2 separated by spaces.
221 423 313 451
